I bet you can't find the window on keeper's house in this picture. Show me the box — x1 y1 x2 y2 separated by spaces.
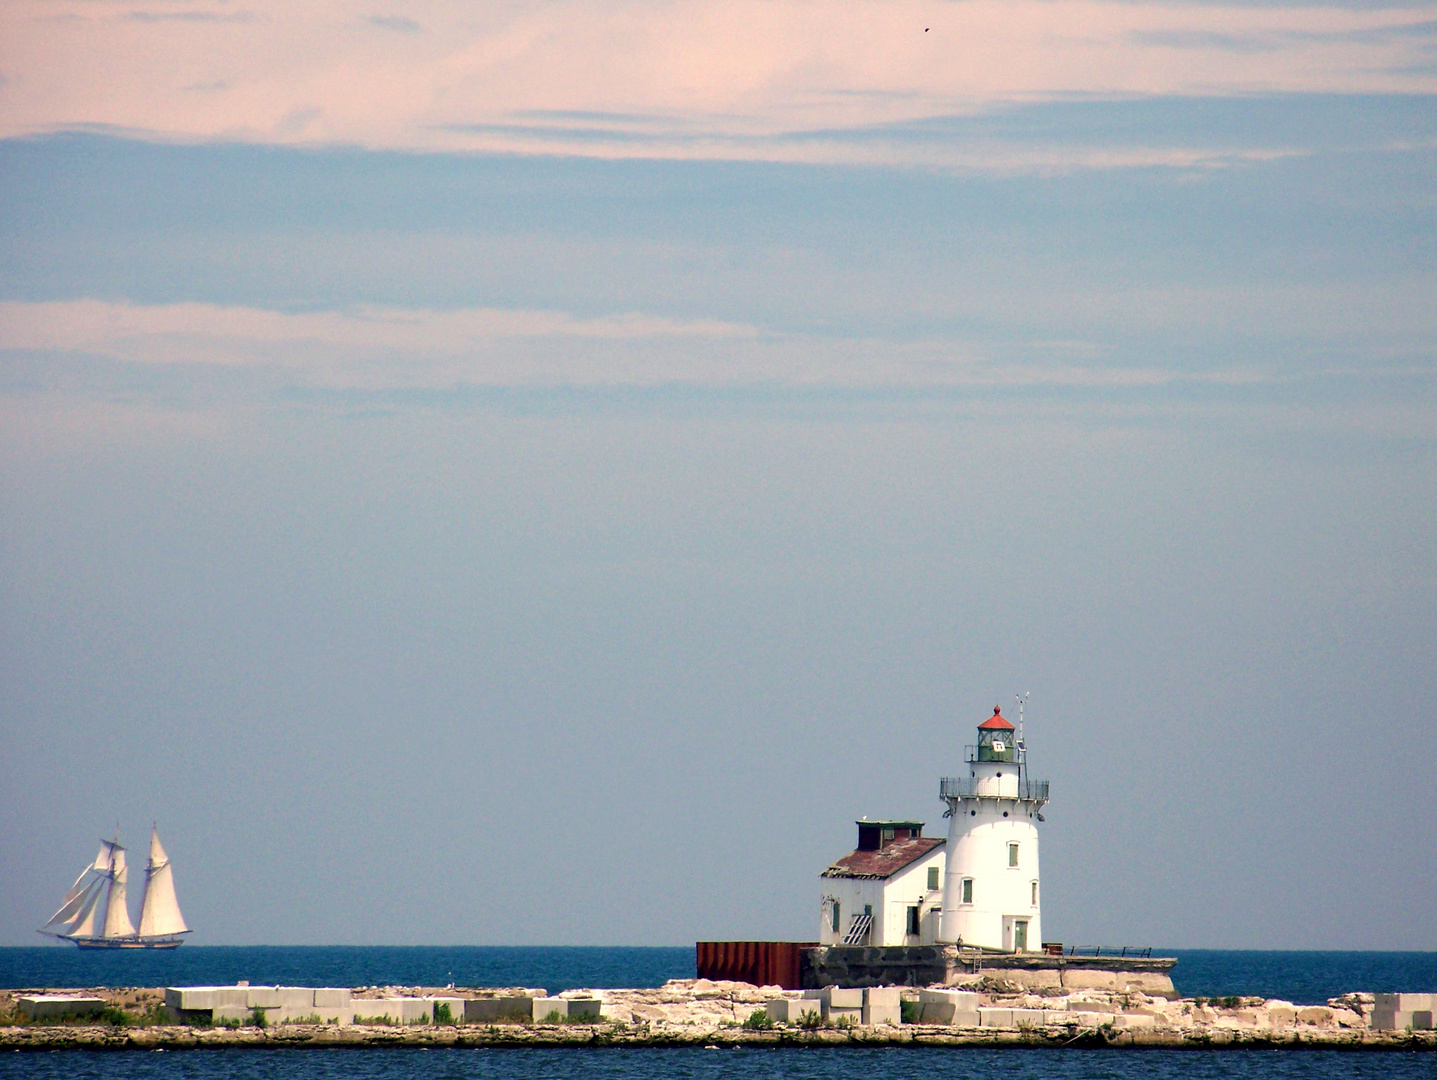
927 866 940 890
831 902 840 933
907 906 920 936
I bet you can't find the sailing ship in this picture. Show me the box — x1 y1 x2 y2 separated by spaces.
39 826 191 948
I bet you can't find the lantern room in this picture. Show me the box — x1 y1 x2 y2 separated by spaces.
974 706 1016 763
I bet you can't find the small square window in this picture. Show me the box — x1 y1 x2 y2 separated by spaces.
1008 842 1020 867
927 866 940 891
961 878 973 904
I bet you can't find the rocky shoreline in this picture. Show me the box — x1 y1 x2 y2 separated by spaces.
3 981 1433 1052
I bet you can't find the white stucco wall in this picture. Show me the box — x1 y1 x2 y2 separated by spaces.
820 847 946 947
939 757 1042 950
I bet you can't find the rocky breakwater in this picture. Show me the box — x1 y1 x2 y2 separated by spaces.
0 980 1433 1050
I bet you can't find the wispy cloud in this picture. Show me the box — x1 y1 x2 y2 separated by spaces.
1 0 1434 163
365 14 419 33
124 9 257 23
0 299 1284 395
1130 29 1282 52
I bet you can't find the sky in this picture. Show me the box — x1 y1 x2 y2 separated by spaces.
1 0 1434 951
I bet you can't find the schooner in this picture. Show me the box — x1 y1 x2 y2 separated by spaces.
39 826 191 948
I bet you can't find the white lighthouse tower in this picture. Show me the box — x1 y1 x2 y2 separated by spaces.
938 702 1050 951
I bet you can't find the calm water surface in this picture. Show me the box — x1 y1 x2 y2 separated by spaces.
4 947 1436 1003
3 1048 1436 1080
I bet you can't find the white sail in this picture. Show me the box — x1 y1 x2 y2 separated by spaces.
43 867 98 930
138 827 189 937
68 876 108 939
101 845 137 939
92 840 119 872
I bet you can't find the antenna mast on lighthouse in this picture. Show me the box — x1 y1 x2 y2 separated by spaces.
1015 691 1030 783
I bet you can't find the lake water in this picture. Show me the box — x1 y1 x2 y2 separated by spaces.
4 949 1435 1079
2 1047 1436 1080
3 946 1436 1003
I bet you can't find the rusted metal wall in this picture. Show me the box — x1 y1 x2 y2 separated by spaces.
694 941 816 990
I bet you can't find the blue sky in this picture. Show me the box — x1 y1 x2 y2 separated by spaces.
1 1 1434 949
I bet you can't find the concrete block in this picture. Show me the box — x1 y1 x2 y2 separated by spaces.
427 997 466 1024
805 987 863 1009
1069 1011 1116 1027
1010 1009 1046 1028
166 987 248 1011
244 987 285 1009
397 999 432 1024
1376 994 1436 1012
951 1011 981 1028
918 1001 955 1024
274 1005 352 1026
565 999 602 1021
353 998 431 1025
863 1003 901 1026
1045 1011 1076 1026
1379 1009 1436 1031
920 989 980 1010
801 986 861 1021
17 996 104 1020
1067 1001 1114 1013
497 996 538 1021
313 988 351 1008
862 987 901 1026
1296 1006 1333 1025
353 1002 395 1025
532 998 569 1023
465 999 500 1023
979 1008 1014 1028
765 998 821 1024
211 1005 251 1023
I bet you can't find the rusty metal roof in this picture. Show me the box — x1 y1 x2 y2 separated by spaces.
820 836 945 880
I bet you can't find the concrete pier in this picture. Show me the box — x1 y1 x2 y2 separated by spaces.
1 980 1432 1051
801 945 1177 995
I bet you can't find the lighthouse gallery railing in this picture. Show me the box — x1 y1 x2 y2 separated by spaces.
940 776 1050 802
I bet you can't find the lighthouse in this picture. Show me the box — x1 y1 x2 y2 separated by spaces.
938 704 1050 951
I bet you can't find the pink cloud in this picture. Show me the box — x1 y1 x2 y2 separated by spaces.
1 0 1434 161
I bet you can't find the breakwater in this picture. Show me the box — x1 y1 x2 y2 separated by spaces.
2 981 1433 1051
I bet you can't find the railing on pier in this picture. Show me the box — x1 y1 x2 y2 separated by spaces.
939 777 1050 802
1063 945 1153 958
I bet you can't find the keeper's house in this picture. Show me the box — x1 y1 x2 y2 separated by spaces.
819 821 946 947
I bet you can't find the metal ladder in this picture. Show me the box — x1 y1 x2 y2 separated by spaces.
841 913 873 945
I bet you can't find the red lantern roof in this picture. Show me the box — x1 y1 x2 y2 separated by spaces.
978 705 1015 731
